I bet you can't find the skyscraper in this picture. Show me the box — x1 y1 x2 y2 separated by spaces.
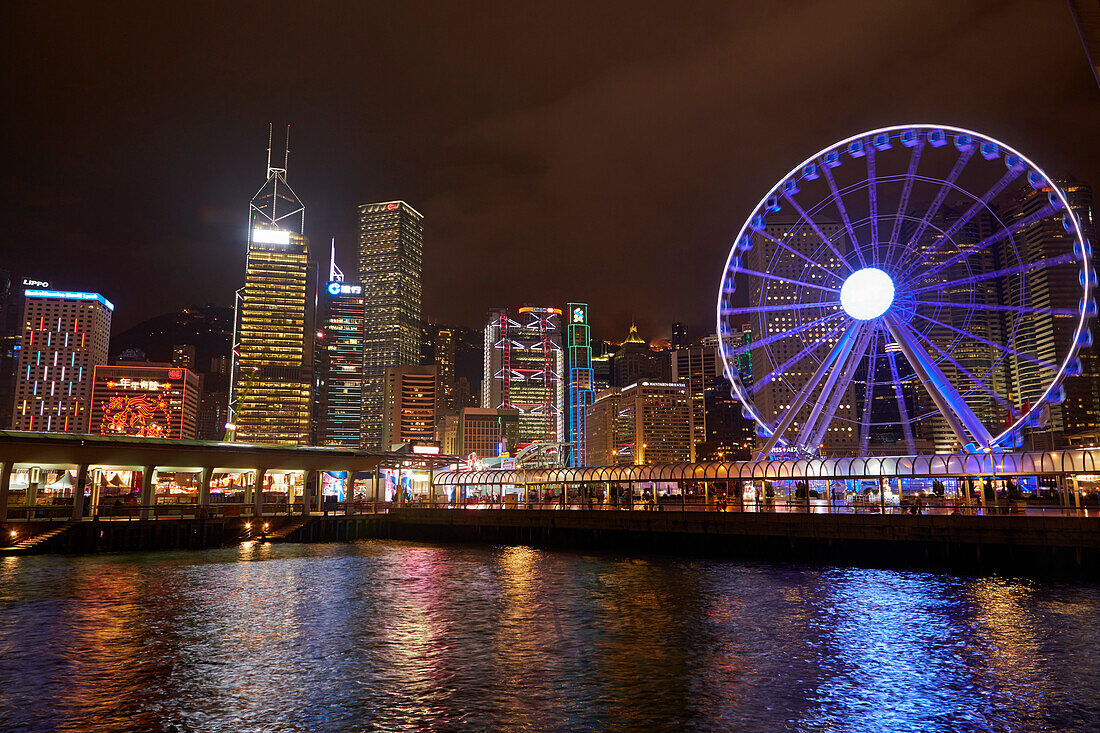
317 244 366 448
670 339 719 452
90 364 201 439
358 201 424 450
381 364 438 448
586 381 693 465
229 132 313 445
1004 179 1098 443
482 307 565 446
671 322 688 349
566 303 595 466
12 288 113 433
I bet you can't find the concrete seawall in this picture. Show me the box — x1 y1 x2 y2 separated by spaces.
7 510 1100 575
381 509 1100 574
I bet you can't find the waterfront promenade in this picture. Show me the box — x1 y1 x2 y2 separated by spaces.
3 431 1100 573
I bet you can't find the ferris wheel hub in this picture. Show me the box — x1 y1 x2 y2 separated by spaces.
840 267 895 320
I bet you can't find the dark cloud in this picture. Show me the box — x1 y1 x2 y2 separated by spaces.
2 0 1097 341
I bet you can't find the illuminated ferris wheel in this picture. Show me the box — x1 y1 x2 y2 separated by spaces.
717 124 1095 457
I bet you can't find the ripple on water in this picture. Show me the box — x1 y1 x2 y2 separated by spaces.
1 542 1099 732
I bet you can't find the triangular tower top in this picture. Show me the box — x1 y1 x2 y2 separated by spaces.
250 124 304 235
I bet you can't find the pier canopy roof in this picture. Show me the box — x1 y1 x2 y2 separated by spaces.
432 449 1100 487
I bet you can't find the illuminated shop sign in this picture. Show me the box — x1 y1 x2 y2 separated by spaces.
326 281 362 296
252 228 291 245
24 289 114 311
22 278 49 288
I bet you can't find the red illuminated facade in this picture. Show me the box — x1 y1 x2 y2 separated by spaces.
89 365 201 440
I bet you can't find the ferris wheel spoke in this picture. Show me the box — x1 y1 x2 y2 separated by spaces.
747 321 849 396
897 167 1023 280
886 316 995 447
908 326 1020 418
884 344 917 455
820 164 867 269
857 334 880 455
804 326 874 449
722 301 841 316
728 311 845 356
756 229 848 284
758 324 862 456
883 141 925 267
906 201 1061 287
782 192 858 273
891 147 975 272
730 266 840 293
912 299 1079 318
909 311 1060 372
909 251 1076 296
867 146 879 263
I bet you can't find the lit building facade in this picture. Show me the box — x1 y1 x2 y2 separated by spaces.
89 364 200 439
482 307 565 446
230 151 312 445
11 289 113 433
382 364 438 449
439 407 521 458
586 381 693 466
670 340 719 452
566 303 595 466
358 201 424 450
1002 180 1098 444
747 221 859 454
612 323 668 387
318 278 366 448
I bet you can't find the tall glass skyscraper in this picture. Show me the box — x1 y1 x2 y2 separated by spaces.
566 303 594 466
229 140 312 445
318 276 366 448
482 306 565 447
358 200 424 450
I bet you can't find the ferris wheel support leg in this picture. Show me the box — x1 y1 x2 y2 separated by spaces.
803 326 873 450
758 325 861 458
884 317 994 449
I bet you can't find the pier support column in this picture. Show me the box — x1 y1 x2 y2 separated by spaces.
0 461 12 521
346 469 357 513
89 468 102 517
253 470 267 517
303 470 316 516
198 467 212 514
27 466 40 511
140 466 156 520
71 463 89 521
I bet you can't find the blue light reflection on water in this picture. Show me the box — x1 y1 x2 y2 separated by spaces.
1 542 1099 732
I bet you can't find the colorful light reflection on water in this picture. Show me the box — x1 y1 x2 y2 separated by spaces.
1 543 1099 732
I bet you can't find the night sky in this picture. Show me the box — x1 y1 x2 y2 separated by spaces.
4 1 1099 342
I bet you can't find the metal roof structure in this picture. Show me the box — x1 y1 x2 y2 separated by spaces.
432 449 1100 486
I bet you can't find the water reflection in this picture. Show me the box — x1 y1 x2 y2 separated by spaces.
1 544 1099 732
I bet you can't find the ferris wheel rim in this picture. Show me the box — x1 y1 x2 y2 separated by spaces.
717 123 1095 454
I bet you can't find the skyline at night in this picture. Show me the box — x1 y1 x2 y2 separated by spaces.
4 1 1100 341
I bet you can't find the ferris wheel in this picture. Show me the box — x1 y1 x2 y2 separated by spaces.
717 124 1095 457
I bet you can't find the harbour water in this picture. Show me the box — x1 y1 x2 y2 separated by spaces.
2 540 1099 732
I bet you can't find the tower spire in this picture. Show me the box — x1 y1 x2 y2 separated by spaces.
265 122 273 175
329 238 344 282
284 124 291 171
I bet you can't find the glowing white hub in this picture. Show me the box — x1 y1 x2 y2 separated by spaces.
840 267 894 320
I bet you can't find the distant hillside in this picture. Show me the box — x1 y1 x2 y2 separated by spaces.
110 304 233 373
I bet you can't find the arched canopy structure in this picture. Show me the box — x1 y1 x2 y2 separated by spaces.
432 449 1100 488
